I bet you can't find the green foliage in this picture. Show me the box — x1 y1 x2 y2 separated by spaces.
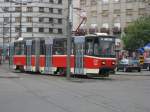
123 16 150 51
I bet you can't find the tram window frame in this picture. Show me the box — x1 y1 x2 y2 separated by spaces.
40 40 45 55
99 36 116 57
53 39 67 55
93 37 99 56
31 40 35 55
14 41 25 55
85 38 94 56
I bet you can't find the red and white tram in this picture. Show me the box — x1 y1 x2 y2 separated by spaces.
10 34 116 77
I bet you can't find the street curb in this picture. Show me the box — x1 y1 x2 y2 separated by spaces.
0 76 20 78
113 73 150 76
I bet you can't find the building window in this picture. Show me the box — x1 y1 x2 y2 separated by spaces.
102 10 109 17
39 0 44 3
80 0 86 6
126 0 134 2
27 7 33 12
15 7 21 12
49 28 53 33
114 0 120 3
15 17 20 23
91 11 97 16
126 9 133 16
113 9 120 16
102 0 109 4
39 17 44 22
49 18 53 23
58 0 62 4
91 0 97 5
15 27 20 32
4 17 9 23
3 27 9 34
138 8 146 16
39 7 44 13
39 28 44 32
27 27 33 32
3 7 9 12
58 9 62 14
58 28 62 34
49 8 53 13
58 18 62 24
27 17 32 22
49 0 53 3
4 0 10 2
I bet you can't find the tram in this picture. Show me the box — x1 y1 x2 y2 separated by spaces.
10 34 116 77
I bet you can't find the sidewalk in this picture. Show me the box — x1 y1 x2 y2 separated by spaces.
0 62 19 78
115 70 150 76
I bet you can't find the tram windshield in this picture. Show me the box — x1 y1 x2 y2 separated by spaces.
99 37 115 57
85 36 116 58
14 41 25 55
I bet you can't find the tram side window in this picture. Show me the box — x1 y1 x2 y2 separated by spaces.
31 41 35 55
14 42 25 55
85 39 93 55
53 39 67 55
71 42 74 55
93 38 99 56
40 40 45 55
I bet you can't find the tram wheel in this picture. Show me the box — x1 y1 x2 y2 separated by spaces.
99 69 109 77
55 67 66 76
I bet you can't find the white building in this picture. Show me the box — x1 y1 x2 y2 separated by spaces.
0 0 68 45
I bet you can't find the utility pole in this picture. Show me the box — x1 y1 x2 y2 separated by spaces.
2 16 5 63
66 0 73 80
9 5 12 42
19 0 22 38
9 1 12 68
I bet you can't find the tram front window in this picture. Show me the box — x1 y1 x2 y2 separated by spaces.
99 37 115 57
14 42 25 55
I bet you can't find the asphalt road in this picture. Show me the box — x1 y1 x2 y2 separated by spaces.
0 63 150 112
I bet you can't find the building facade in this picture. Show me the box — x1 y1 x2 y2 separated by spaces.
0 0 68 45
78 0 148 35
145 0 150 15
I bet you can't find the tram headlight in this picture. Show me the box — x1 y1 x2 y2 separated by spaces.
112 61 115 65
101 61 106 65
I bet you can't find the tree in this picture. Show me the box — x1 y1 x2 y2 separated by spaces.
123 16 150 51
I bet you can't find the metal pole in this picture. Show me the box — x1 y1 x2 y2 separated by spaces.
9 2 12 68
66 0 72 80
2 16 5 63
10 12 12 42
19 0 22 38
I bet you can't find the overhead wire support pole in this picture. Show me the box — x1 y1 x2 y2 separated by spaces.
2 15 5 63
19 0 22 38
9 1 12 68
66 0 73 80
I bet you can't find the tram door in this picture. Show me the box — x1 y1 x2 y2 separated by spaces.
9 43 14 66
74 36 85 75
44 38 53 74
26 40 32 71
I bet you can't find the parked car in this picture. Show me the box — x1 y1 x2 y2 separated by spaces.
117 58 141 72
0 55 1 65
142 58 150 71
